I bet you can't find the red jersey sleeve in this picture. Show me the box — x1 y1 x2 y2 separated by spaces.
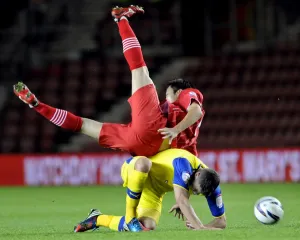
176 88 203 111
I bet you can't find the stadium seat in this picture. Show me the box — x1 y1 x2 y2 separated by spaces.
166 48 300 149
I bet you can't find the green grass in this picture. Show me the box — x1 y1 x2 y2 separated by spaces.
0 184 299 240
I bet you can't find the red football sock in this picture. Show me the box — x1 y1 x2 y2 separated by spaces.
34 102 83 132
118 18 146 71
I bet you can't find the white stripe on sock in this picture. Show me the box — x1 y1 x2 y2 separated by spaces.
50 109 59 122
50 109 68 126
56 110 67 126
122 37 140 52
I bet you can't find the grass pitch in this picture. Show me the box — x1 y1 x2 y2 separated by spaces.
0 184 299 240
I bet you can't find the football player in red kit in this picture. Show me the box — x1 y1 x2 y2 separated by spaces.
13 5 204 157
159 79 204 156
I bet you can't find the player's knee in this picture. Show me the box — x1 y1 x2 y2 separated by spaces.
139 217 156 230
131 66 149 78
81 118 103 140
134 157 152 173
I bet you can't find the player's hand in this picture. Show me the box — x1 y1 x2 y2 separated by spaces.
158 127 179 144
169 204 185 220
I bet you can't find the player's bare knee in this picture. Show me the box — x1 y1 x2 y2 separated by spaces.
81 118 103 140
134 157 152 173
131 67 153 94
131 66 149 78
139 217 156 230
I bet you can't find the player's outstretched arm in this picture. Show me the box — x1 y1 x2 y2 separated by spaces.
173 185 205 230
173 186 222 230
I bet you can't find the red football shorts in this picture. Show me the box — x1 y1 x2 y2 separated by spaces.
99 84 167 156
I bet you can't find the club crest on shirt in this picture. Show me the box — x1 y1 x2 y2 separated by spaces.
181 172 190 183
216 194 223 208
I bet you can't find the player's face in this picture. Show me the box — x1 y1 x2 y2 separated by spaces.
166 86 181 103
191 172 202 195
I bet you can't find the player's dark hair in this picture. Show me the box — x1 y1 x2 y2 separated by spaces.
167 78 193 93
198 168 220 197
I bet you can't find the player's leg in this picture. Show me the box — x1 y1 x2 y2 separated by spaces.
136 179 164 230
74 178 162 233
97 214 149 232
112 7 167 149
14 82 135 152
80 118 102 139
138 217 156 230
112 6 153 95
121 156 151 230
75 156 152 234
74 209 127 232
96 214 126 231
126 157 151 222
74 209 150 232
13 82 103 140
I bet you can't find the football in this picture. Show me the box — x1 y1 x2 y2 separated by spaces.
254 196 284 225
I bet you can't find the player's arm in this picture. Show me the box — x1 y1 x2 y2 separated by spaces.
204 186 226 229
172 158 220 230
173 185 205 229
204 215 226 229
158 90 203 142
174 89 204 133
158 103 202 142
173 102 203 134
173 187 220 230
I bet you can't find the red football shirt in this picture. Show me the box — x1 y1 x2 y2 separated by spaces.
162 88 204 156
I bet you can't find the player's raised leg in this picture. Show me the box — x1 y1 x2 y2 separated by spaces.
110 6 167 155
112 5 153 95
13 82 103 140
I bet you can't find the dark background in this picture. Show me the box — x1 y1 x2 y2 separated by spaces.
0 0 299 153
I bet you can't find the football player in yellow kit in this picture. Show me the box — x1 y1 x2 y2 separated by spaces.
74 149 226 232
